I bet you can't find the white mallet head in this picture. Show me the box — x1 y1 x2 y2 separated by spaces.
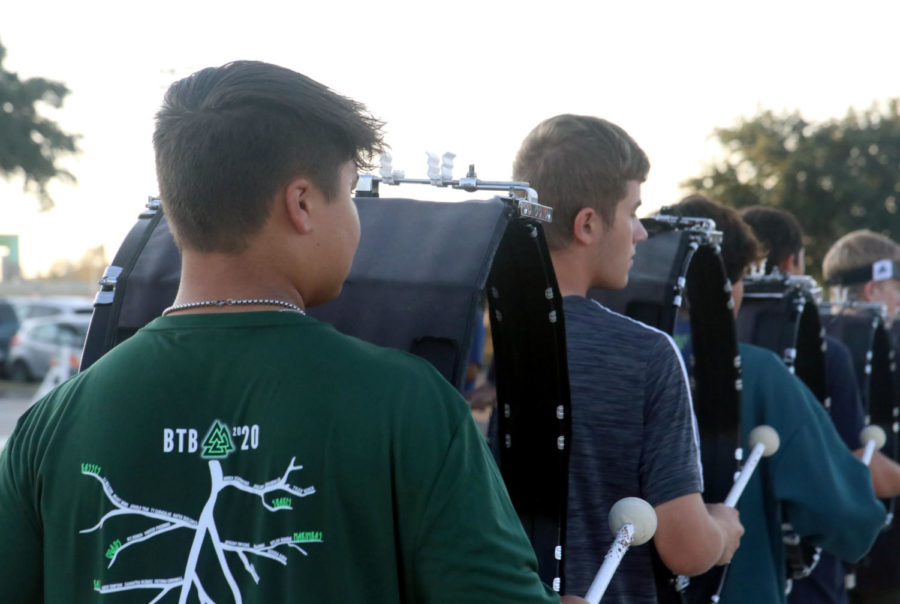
860 425 887 451
608 497 657 546
749 425 780 457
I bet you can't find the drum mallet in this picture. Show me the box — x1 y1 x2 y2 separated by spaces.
860 425 886 466
723 425 780 507
671 425 780 592
584 497 657 603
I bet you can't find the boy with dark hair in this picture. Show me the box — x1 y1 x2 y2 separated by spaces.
664 195 885 604
0 61 587 604
740 205 806 275
513 115 744 604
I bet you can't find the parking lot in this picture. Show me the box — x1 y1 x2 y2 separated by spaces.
0 380 38 448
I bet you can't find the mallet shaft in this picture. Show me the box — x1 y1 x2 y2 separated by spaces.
723 442 766 507
585 524 635 603
861 439 877 466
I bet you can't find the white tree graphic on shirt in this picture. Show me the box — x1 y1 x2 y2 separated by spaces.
80 423 320 603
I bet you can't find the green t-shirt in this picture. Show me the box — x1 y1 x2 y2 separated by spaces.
0 311 558 603
720 344 886 604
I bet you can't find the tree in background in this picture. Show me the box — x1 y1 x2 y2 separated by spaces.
0 38 79 210
681 101 900 280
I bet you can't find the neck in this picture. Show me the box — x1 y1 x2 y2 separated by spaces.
550 247 591 297
172 248 306 313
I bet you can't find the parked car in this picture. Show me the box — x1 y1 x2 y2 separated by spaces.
6 315 91 382
0 299 20 375
7 295 93 321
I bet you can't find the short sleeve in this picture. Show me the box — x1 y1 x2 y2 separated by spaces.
639 334 703 506
391 364 558 604
413 416 558 603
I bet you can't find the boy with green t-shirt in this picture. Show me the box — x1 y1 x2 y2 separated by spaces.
0 61 587 604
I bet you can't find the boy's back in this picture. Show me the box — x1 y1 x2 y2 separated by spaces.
563 296 702 602
0 311 556 603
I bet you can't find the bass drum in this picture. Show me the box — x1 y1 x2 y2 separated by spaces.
487 216 572 593
891 319 900 467
736 275 827 404
736 275 828 586
591 215 742 604
821 307 897 483
83 196 509 392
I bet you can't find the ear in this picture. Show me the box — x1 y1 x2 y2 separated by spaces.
282 177 315 235
863 279 878 302
777 254 795 275
572 206 602 246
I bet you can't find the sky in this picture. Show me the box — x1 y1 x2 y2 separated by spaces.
2 0 899 278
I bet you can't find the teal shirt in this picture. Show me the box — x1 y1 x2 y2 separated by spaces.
721 344 885 604
0 312 558 603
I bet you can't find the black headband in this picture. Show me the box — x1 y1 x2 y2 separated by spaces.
826 258 900 286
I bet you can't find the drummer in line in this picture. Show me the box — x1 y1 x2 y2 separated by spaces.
822 229 900 604
824 230 900 321
511 114 744 604
742 207 900 604
661 196 885 604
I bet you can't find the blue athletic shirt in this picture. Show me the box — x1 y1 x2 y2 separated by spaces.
562 296 703 604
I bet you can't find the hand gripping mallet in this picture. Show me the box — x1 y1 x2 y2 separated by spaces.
673 425 780 592
859 425 886 466
584 497 657 603
842 425 887 591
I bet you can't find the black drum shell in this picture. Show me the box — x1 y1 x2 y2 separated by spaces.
821 308 897 522
487 217 571 592
736 279 828 405
820 309 895 451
